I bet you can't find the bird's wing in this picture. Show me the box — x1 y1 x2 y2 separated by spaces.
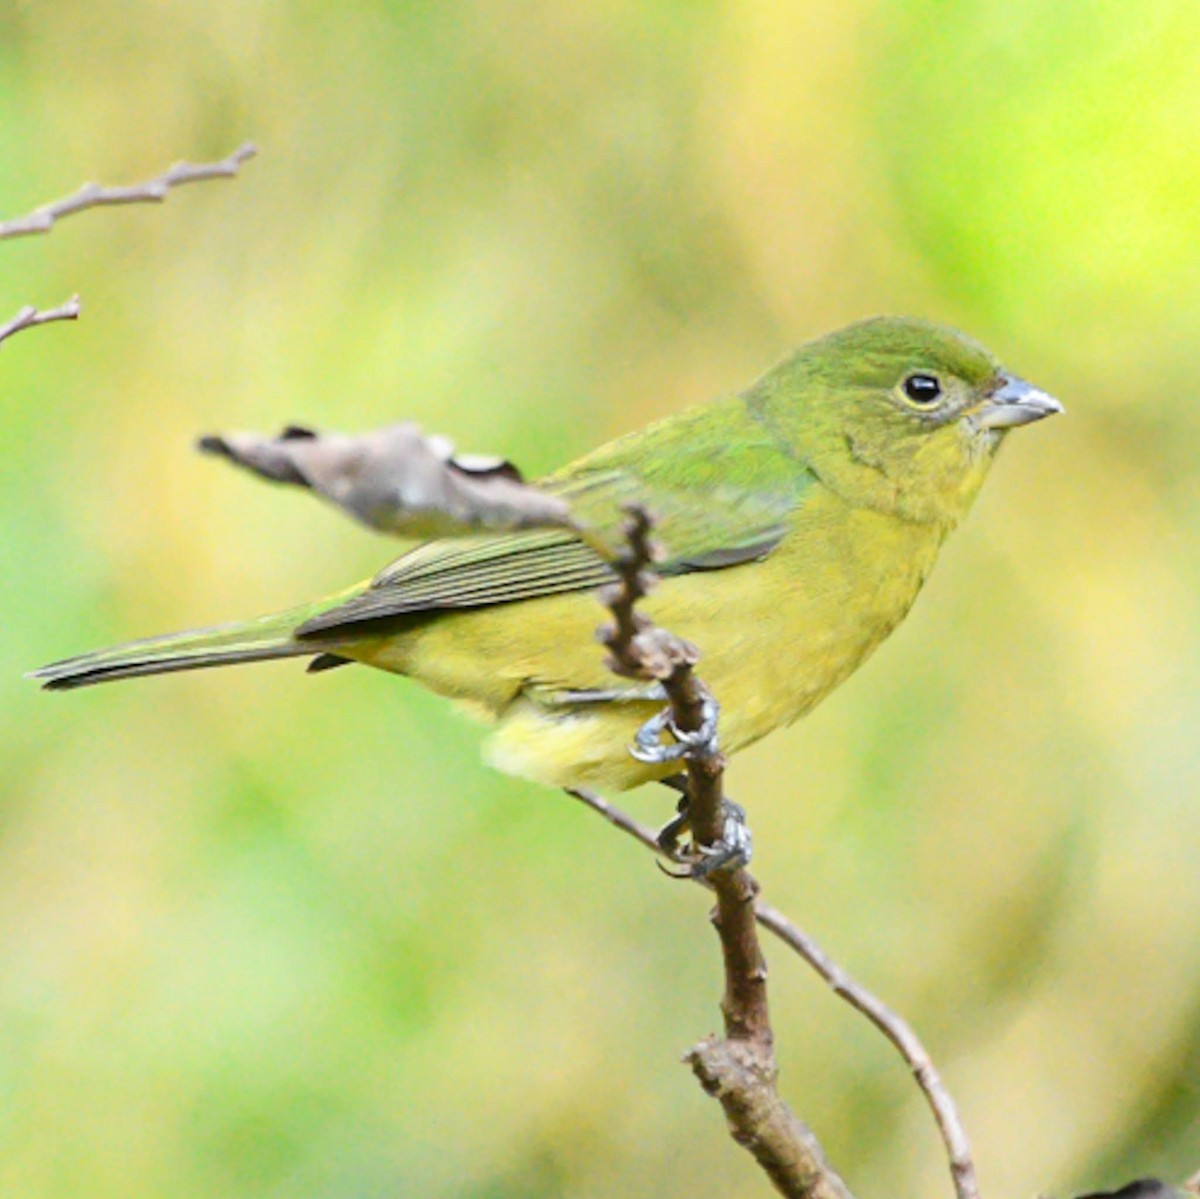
296 405 811 638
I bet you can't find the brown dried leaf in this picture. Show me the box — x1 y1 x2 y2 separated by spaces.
197 421 572 538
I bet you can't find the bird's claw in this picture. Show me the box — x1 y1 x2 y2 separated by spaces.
655 795 691 858
654 797 752 880
630 697 720 764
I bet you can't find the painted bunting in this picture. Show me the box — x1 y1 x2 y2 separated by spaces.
33 317 1061 791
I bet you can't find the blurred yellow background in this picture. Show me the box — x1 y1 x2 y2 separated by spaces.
3 1 1198 1196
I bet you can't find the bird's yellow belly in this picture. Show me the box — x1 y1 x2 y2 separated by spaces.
349 497 945 791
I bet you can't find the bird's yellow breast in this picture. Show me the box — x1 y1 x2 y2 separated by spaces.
347 485 947 791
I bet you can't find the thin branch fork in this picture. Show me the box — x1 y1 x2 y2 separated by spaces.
0 142 258 241
568 783 986 1199
0 296 81 351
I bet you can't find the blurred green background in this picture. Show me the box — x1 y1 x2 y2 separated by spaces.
3 1 1198 1196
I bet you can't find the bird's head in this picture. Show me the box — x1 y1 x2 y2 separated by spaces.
752 316 1062 527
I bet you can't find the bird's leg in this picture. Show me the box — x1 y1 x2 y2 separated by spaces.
653 776 752 880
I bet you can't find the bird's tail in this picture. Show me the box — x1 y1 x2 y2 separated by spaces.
30 600 342 691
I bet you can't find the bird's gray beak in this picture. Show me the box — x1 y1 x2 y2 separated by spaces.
974 376 1064 430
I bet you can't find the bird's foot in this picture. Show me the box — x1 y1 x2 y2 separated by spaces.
630 697 720 765
655 794 752 880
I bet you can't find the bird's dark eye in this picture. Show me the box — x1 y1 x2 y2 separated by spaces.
902 374 942 406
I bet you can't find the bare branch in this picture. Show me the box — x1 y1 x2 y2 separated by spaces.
752 900 979 1199
598 504 660 652
199 422 572 537
0 296 81 351
588 507 855 1199
599 508 767 1039
0 143 258 241
566 785 983 1199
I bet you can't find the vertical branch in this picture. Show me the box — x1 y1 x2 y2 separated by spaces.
600 507 771 1044
596 505 854 1199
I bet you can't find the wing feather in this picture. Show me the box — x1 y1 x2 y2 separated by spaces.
296 400 812 639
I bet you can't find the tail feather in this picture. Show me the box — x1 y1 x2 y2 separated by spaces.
30 603 337 691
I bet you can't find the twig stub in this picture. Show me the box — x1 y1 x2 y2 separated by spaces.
687 1037 855 1199
0 296 81 351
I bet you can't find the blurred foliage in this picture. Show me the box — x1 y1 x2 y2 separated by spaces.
2 1 1199 1196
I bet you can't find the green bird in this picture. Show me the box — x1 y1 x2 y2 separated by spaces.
33 317 1061 792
